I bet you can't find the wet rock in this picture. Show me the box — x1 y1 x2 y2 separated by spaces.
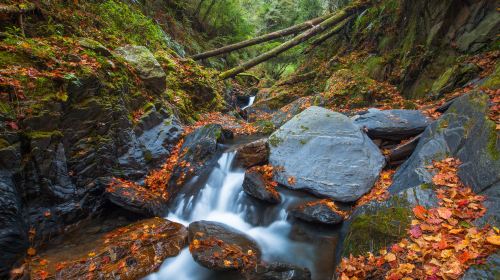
246 262 311 280
106 179 168 217
269 106 385 202
31 218 187 280
188 221 261 271
288 200 344 225
118 108 182 179
115 45 166 94
339 184 438 257
242 170 281 204
167 124 225 201
352 109 431 141
0 172 28 278
236 139 269 168
389 91 500 195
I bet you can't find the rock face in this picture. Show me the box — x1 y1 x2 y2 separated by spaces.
242 170 281 204
352 109 431 140
0 172 27 277
389 92 500 195
188 221 261 271
115 45 166 94
167 124 226 201
339 184 438 257
246 262 312 280
236 139 269 168
269 106 386 202
462 253 500 280
31 218 187 280
288 200 344 225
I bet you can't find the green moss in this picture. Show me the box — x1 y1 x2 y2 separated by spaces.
342 196 412 256
486 121 500 161
268 134 283 147
256 120 275 135
482 63 500 89
431 66 456 93
27 130 63 139
143 149 153 163
0 138 10 149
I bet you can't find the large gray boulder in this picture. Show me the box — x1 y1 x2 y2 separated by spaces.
115 45 166 94
269 106 385 202
352 109 431 140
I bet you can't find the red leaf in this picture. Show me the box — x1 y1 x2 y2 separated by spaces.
410 225 422 238
7 121 19 130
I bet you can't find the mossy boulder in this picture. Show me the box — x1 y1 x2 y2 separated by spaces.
115 45 166 94
79 38 112 57
339 184 438 257
389 91 500 195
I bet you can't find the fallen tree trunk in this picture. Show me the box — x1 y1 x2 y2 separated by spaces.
303 16 352 54
192 13 333 60
219 2 368 79
0 3 36 15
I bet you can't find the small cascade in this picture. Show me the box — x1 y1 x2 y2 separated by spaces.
242 96 256 110
147 148 339 280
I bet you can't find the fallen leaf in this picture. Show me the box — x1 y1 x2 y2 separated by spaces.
486 235 500 246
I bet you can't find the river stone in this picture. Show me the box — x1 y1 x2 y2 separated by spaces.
352 109 431 140
389 91 500 195
269 106 385 202
271 95 325 128
462 253 500 280
31 218 187 280
242 170 281 204
188 221 261 271
339 184 438 257
236 139 269 168
288 200 344 225
246 262 312 280
115 45 166 94
106 178 168 217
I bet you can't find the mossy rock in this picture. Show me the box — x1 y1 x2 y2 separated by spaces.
340 184 438 257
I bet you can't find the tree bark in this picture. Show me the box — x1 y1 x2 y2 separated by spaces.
303 16 352 54
219 2 368 80
192 13 333 60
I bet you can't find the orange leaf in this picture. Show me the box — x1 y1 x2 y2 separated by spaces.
437 207 453 219
413 205 427 220
27 247 36 256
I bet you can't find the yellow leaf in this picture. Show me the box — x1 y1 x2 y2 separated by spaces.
486 235 500 246
223 260 232 267
440 249 453 258
384 252 397 262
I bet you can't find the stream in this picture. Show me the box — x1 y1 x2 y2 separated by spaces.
147 141 340 280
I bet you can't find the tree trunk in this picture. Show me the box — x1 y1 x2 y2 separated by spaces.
303 16 352 54
192 13 333 60
219 2 367 80
201 0 217 23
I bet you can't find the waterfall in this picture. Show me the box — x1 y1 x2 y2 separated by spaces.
147 150 338 280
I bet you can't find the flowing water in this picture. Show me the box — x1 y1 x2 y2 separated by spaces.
242 96 256 110
147 143 340 280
